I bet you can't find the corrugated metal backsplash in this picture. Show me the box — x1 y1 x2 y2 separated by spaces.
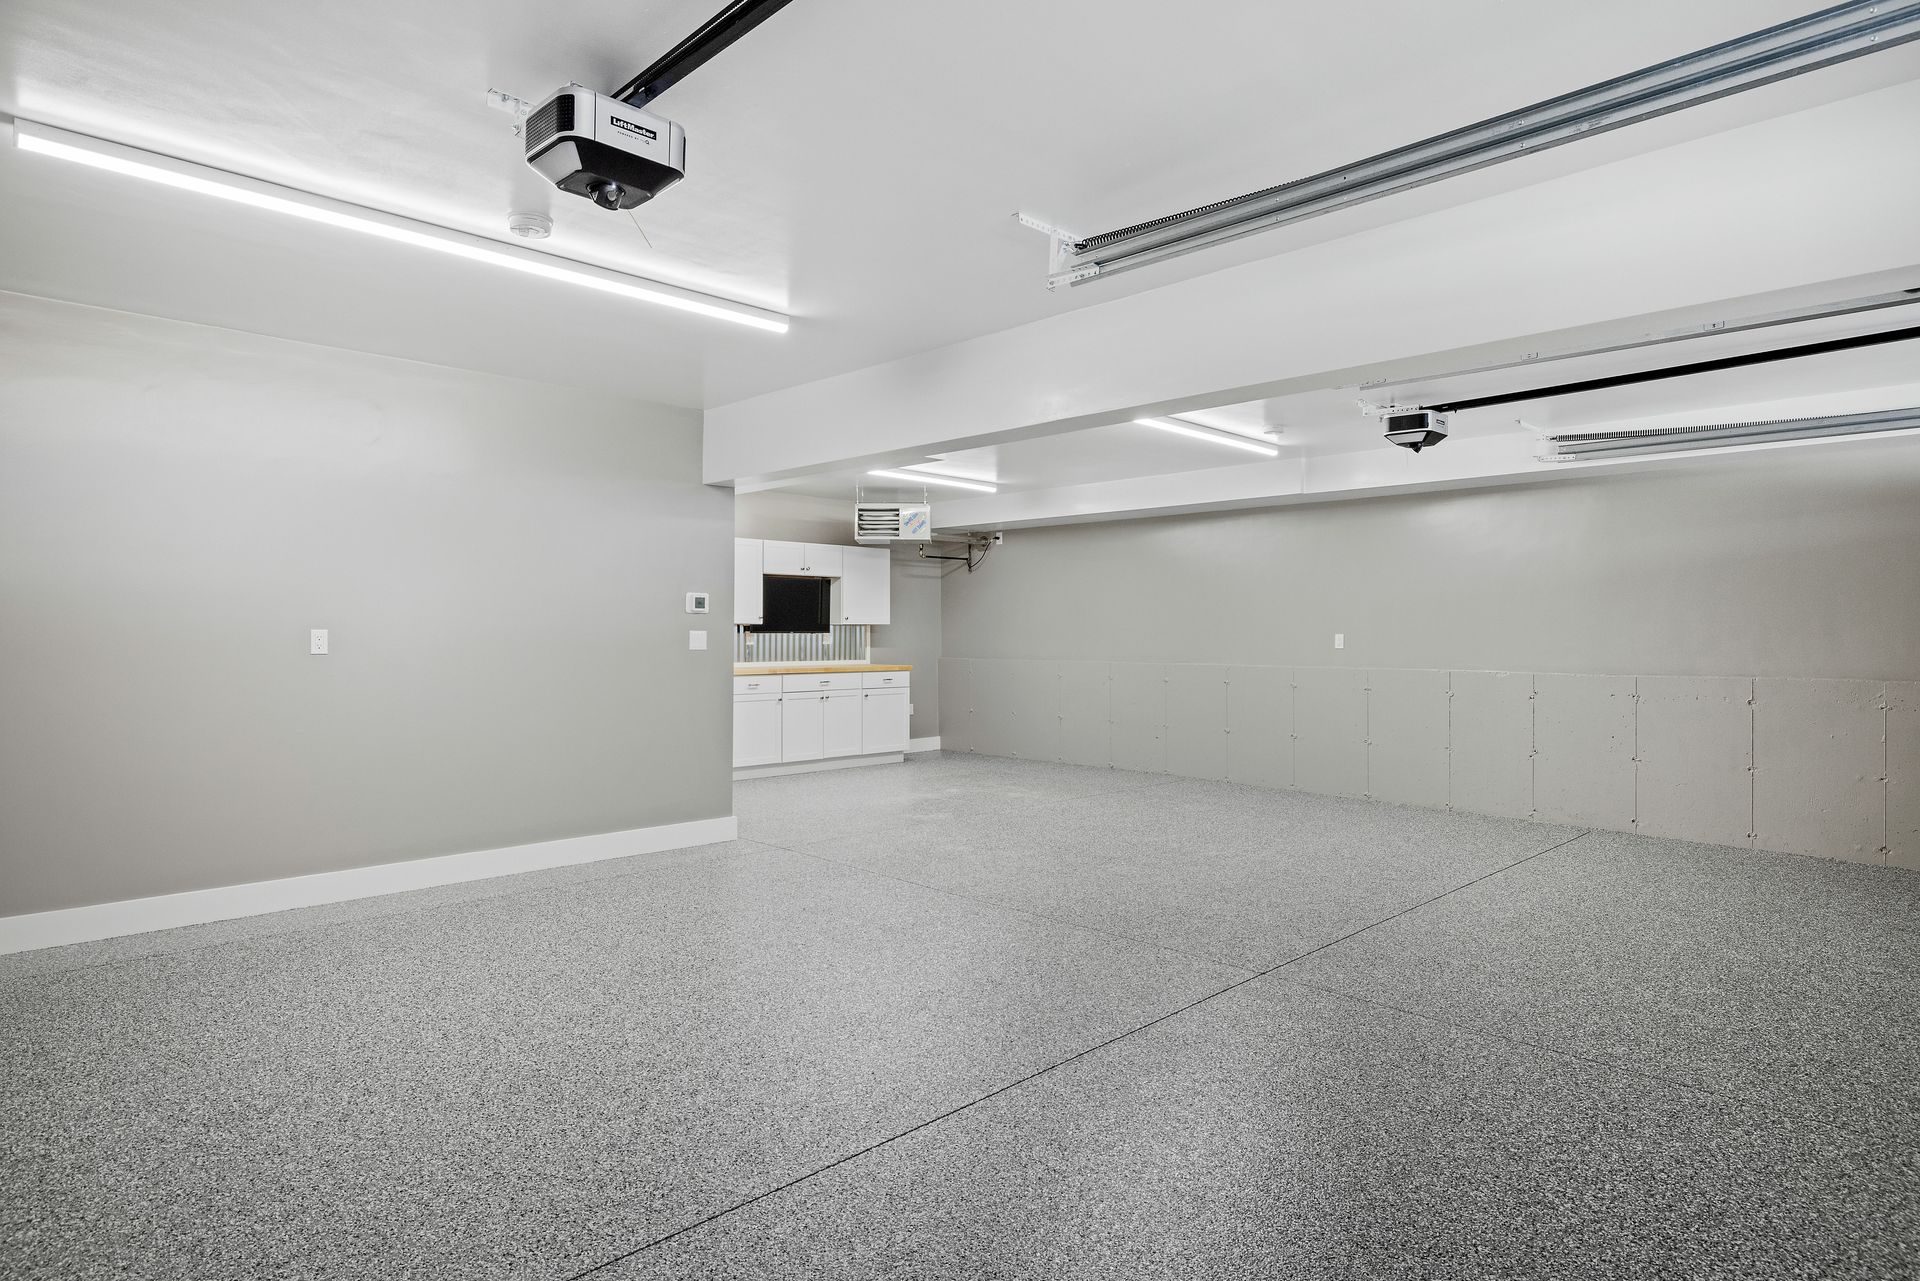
735 625 869 663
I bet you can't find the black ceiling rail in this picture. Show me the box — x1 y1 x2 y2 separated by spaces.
613 0 795 108
1424 324 1920 414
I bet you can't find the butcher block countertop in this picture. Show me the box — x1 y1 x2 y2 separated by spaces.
734 663 912 676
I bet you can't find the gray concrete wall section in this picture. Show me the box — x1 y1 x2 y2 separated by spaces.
1890 681 1920 871
1633 676 1754 846
941 449 1920 865
0 294 733 917
1533 673 1637 830
941 660 1904 865
1364 668 1450 809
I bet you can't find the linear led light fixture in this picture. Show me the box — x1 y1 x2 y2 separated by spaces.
1133 417 1281 456
867 468 998 493
9 118 789 333
1047 0 1920 286
1544 406 1920 460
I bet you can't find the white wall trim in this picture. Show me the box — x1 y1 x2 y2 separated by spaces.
0 815 739 956
907 736 942 753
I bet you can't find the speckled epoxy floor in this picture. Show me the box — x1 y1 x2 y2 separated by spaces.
4 753 1916 1279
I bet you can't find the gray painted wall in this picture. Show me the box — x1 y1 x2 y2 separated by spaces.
0 293 734 916
941 445 1920 867
735 491 942 739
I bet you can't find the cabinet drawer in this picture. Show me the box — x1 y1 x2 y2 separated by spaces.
733 675 781 696
782 672 862 692
861 671 910 689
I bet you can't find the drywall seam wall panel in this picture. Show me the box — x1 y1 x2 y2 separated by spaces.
938 659 973 753
1633 675 1754 846
999 659 1064 762
1109 662 1169 774
1293 667 1368 798
1532 673 1637 829
1227 666 1293 789
1057 660 1113 766
1889 681 1920 871
963 658 1019 759
1365 668 1450 808
1166 665 1230 780
1753 677 1887 863
1450 671 1535 819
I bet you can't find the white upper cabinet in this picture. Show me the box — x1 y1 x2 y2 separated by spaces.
835 545 890 625
760 540 845 577
803 543 843 578
749 540 888 625
761 539 806 575
733 539 764 625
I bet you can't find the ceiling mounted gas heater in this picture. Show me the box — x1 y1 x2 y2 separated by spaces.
1024 0 1920 288
1542 406 1920 461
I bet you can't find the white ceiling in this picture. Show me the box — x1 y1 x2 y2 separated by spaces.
3 0 1915 408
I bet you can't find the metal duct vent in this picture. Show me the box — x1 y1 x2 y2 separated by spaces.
1543 406 1920 461
1036 0 1920 287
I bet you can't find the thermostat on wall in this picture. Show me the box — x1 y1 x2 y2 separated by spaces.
686 592 710 614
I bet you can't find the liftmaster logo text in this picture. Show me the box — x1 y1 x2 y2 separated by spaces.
609 117 657 141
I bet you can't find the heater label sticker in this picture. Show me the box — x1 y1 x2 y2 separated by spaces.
609 117 657 142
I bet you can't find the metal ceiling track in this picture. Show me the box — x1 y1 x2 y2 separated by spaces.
1422 322 1920 414
613 0 795 108
1542 406 1920 460
1040 0 1920 288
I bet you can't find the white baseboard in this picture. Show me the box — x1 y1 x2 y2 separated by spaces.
907 736 942 753
734 752 905 780
0 815 739 956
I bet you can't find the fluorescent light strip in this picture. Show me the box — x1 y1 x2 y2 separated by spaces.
1059 0 1920 285
1133 417 1280 456
868 468 998 493
10 119 789 333
1546 406 1920 460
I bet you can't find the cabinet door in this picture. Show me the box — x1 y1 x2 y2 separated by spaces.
762 540 806 576
823 692 863 758
804 544 844 578
836 545 890 625
732 696 782 767
861 689 910 755
780 693 826 761
733 539 764 626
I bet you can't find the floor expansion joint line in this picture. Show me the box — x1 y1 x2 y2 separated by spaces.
562 829 1596 1279
1246 829 1591 977
560 966 1273 1280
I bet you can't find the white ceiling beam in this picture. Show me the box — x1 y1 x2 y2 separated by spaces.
704 80 1920 487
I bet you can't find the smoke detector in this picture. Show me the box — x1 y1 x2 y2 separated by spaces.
506 211 553 240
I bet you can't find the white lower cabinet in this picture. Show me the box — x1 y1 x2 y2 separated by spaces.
732 694 783 768
780 692 826 762
823 691 864 758
734 671 912 769
861 689 911 755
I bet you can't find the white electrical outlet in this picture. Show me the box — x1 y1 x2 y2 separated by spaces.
1333 633 1345 650
310 629 329 655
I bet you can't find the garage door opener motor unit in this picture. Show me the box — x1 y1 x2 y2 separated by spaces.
524 0 791 212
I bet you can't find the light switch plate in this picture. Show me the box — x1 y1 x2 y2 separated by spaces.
689 630 708 651
1334 633 1345 650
